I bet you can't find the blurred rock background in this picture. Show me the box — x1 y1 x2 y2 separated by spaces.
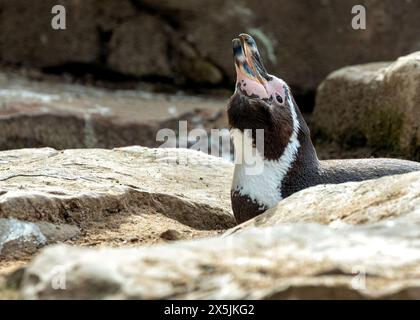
0 0 419 158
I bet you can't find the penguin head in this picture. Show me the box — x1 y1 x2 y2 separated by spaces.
236 33 287 105
229 34 299 161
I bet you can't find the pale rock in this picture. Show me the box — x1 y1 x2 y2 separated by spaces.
313 51 420 160
19 171 420 300
0 219 46 256
0 147 235 230
20 215 420 299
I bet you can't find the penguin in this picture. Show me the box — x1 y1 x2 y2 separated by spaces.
228 33 420 224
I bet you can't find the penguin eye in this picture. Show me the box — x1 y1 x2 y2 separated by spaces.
276 94 283 104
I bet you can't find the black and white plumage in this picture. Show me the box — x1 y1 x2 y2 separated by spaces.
228 34 420 224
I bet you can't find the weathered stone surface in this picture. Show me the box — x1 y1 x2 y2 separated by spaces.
0 147 235 230
0 218 80 258
2 0 420 91
313 52 420 160
20 214 420 299
0 72 227 151
227 171 420 234
15 169 420 299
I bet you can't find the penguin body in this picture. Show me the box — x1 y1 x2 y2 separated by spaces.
229 34 420 224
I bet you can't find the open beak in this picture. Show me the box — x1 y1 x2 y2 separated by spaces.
234 33 270 89
232 38 260 84
239 34 262 85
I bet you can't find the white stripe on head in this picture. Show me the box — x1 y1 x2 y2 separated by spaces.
231 88 301 209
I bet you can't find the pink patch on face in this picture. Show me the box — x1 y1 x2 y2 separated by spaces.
265 76 286 102
235 66 269 99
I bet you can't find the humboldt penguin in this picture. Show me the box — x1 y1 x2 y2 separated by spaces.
228 33 420 224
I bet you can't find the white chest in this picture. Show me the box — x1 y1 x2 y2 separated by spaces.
230 95 301 209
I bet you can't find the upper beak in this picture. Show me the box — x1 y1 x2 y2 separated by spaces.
232 38 260 83
239 34 255 74
238 34 267 87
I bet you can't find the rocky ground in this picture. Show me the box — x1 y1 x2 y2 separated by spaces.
0 145 419 299
0 147 234 298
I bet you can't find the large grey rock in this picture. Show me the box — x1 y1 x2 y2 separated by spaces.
313 51 420 160
0 218 80 258
20 215 420 299
0 72 227 150
0 147 235 230
0 219 46 257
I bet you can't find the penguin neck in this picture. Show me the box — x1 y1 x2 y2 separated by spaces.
231 95 320 209
294 99 319 162
281 106 321 195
